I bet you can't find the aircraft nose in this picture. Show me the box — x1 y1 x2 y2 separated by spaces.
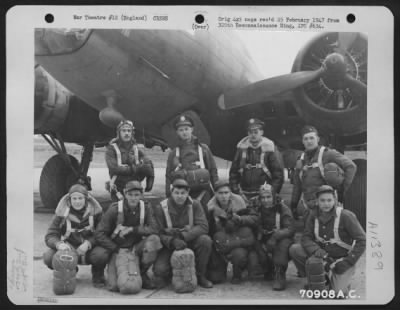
35 28 92 56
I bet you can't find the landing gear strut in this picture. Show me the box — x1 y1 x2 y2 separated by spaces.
39 133 94 209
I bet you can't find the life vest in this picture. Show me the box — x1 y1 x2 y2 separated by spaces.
299 146 326 180
314 206 354 252
109 143 140 199
160 199 194 229
55 194 102 241
111 200 145 239
111 142 140 166
237 136 274 179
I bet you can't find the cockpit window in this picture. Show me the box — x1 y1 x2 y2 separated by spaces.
35 28 92 56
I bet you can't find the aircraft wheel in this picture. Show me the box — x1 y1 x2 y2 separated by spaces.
39 154 80 209
344 158 366 229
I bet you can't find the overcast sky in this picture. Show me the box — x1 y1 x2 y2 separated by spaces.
234 31 318 78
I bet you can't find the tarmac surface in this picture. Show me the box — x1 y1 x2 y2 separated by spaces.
32 143 366 302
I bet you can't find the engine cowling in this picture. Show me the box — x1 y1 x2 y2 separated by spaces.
291 32 367 137
34 66 70 133
34 66 114 144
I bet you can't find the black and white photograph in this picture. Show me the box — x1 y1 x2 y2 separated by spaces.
6 5 394 305
32 28 368 300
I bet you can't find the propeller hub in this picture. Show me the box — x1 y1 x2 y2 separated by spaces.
323 53 347 76
321 53 348 91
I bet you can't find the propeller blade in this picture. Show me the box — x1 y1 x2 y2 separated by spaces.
218 68 325 110
336 90 345 109
338 32 358 53
344 74 367 96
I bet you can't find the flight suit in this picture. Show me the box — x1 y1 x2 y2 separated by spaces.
290 146 356 220
289 205 366 294
229 136 284 201
152 197 212 284
43 203 108 282
105 139 154 201
247 198 294 289
165 136 218 216
94 199 161 288
206 193 258 283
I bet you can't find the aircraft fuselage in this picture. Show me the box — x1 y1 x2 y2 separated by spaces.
36 29 304 159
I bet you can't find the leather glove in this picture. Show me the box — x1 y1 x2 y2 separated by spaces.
266 237 277 252
76 240 91 256
231 213 242 225
56 242 71 251
224 220 236 233
215 240 233 254
231 184 240 194
171 238 187 250
177 231 186 240
131 164 138 175
334 260 353 275
164 227 178 236
119 226 134 238
164 228 184 238
136 226 148 236
145 176 154 192
313 248 328 259
324 257 336 272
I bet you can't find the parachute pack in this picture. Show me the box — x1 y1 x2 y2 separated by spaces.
52 249 78 295
107 248 142 294
170 248 197 293
172 145 211 192
305 256 327 292
299 146 345 188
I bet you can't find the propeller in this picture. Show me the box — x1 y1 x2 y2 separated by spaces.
218 67 325 110
218 36 366 111
344 74 367 94
336 32 359 54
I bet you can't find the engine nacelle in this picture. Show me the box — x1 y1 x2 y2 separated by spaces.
291 32 367 137
34 66 70 133
34 66 114 144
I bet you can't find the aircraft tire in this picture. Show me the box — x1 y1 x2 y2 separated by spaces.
39 154 80 209
343 158 366 230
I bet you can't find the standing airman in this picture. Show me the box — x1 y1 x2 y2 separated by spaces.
105 120 155 201
165 114 218 217
290 125 357 221
230 118 284 201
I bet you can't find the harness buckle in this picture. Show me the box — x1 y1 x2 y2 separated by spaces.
245 164 259 169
